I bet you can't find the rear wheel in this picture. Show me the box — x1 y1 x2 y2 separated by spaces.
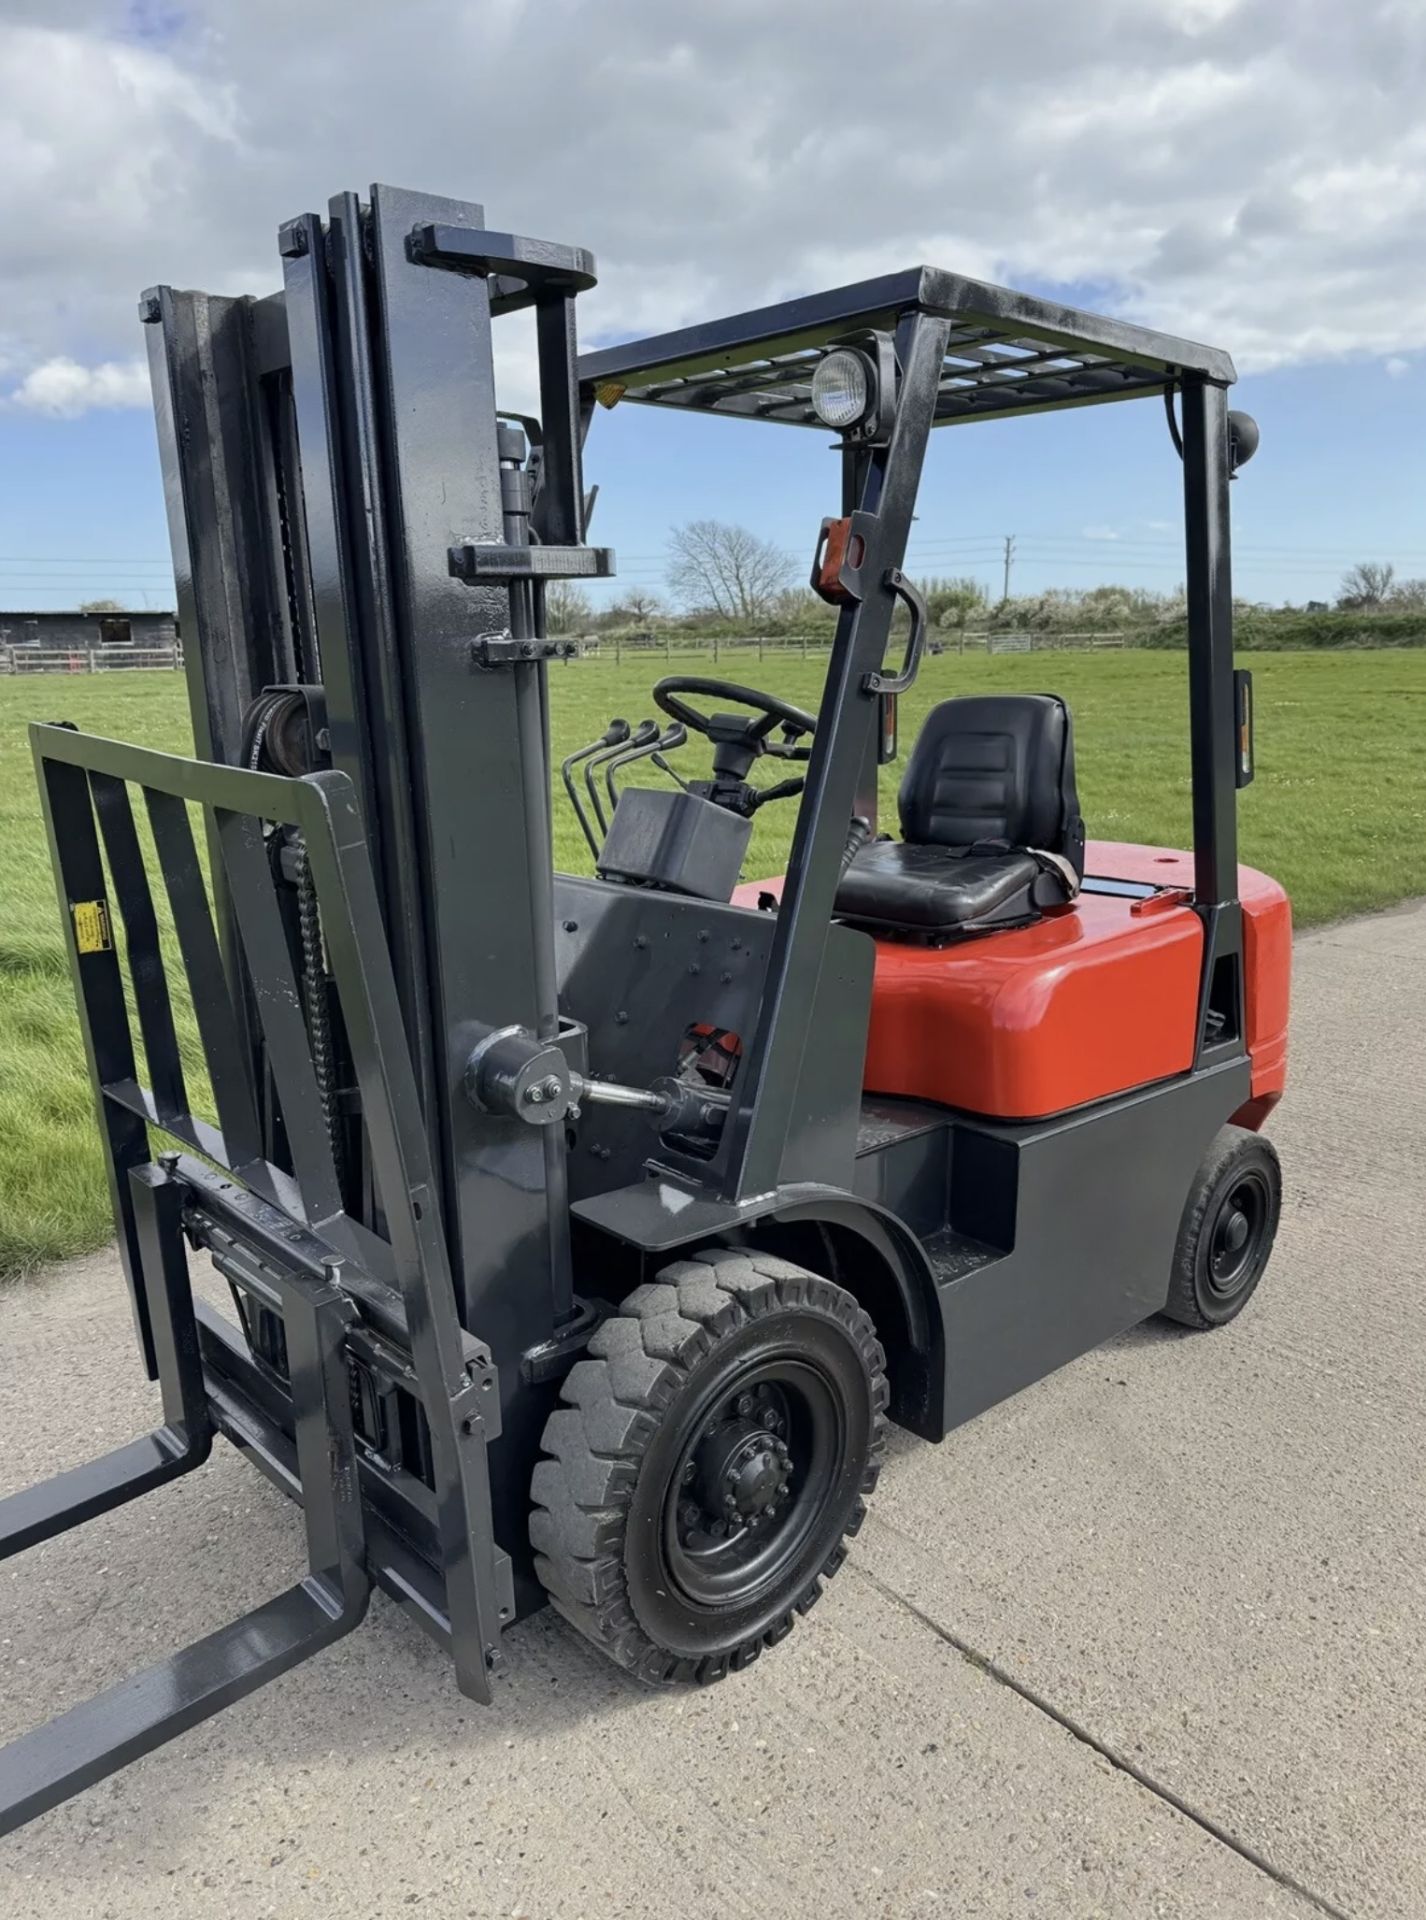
1161 1124 1281 1329
530 1248 887 1684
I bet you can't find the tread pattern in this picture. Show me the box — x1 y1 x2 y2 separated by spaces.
530 1247 888 1685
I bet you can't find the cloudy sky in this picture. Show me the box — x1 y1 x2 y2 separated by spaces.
2 0 1423 610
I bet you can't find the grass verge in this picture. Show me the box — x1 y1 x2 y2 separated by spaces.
2 648 1422 1278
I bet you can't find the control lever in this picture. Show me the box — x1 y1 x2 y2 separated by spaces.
562 718 629 858
587 719 658 836
605 723 687 814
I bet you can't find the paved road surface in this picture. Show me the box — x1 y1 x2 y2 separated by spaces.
2 902 1422 1918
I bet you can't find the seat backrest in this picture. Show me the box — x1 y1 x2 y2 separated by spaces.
897 693 1084 874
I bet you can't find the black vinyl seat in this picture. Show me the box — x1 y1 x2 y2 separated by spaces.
835 694 1085 940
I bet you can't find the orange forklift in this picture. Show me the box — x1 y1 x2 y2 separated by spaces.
1 196 1289 1828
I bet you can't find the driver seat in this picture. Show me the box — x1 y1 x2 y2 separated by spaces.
834 694 1085 940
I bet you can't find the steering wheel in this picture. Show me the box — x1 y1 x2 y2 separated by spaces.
652 676 818 761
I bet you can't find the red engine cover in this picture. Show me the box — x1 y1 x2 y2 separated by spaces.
735 840 1290 1123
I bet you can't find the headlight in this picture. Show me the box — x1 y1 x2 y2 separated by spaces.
812 348 876 432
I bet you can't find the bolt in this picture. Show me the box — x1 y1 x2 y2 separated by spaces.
614 1010 628 1025
679 1500 700 1529
633 934 648 951
157 1150 180 1175
720 970 734 985
538 1075 563 1102
563 919 579 932
697 929 710 943
737 1392 755 1417
760 1409 778 1430
688 962 701 976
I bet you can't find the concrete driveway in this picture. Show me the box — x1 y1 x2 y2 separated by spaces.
2 902 1422 1919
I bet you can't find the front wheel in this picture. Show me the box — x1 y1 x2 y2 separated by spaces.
530 1248 887 1684
1160 1124 1282 1329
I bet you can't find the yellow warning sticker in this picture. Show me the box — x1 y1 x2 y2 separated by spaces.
594 381 627 409
72 899 112 954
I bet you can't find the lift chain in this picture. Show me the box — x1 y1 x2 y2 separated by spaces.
291 834 345 1196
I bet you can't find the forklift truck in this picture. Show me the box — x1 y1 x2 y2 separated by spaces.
0 183 1290 1828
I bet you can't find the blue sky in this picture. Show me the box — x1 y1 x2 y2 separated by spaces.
2 4 1424 618
5 325 1420 617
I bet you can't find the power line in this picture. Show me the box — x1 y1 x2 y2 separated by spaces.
0 552 175 564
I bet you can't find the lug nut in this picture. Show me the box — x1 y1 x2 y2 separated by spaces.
681 1460 697 1485
737 1392 755 1416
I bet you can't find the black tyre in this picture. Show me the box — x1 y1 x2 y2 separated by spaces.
1160 1124 1281 1329
530 1247 888 1684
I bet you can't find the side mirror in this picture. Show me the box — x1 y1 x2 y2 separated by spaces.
877 690 899 763
1228 410 1260 474
1234 668 1255 787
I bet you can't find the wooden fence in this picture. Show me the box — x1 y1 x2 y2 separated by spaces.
1 644 184 675
568 629 1132 662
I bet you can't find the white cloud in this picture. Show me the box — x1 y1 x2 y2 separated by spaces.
1082 525 1121 541
7 356 150 416
1 0 1425 415
1385 356 1410 378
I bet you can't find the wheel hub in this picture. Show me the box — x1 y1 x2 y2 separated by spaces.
679 1386 797 1542
1208 1175 1268 1294
712 1425 792 1526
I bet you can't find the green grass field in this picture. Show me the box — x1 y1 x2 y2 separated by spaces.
2 648 1423 1280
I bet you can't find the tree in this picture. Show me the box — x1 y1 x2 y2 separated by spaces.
79 598 125 613
918 575 988 628
544 581 594 633
618 589 665 624
596 589 665 629
666 520 791 622
1338 561 1395 609
1387 577 1426 610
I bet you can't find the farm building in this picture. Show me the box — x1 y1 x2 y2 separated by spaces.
0 608 178 650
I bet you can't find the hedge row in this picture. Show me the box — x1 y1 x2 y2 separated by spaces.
1133 613 1426 650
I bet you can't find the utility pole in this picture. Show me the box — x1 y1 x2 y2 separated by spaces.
1001 534 1016 603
